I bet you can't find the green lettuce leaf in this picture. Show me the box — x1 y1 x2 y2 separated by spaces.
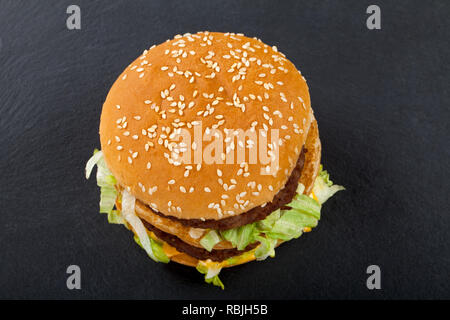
196 262 224 290
288 194 321 220
107 210 125 225
134 235 170 263
220 228 238 246
254 235 277 261
200 230 222 252
265 210 303 241
99 186 117 215
236 223 257 250
86 150 118 215
85 149 103 179
313 165 345 204
205 275 224 289
86 149 168 263
219 223 259 250
256 209 281 231
122 189 168 263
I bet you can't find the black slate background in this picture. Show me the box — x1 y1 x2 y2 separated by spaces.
0 0 449 299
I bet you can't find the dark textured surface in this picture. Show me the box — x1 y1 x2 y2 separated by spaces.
0 0 449 299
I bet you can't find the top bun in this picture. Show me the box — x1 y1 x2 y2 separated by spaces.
100 31 313 220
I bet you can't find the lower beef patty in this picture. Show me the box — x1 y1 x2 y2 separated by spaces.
142 219 259 261
148 147 306 230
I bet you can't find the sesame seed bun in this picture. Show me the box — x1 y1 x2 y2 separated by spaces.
100 31 314 221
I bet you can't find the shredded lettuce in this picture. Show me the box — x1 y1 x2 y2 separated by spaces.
205 275 225 289
200 230 222 252
256 209 281 231
96 157 117 187
219 223 257 250
86 149 118 215
99 186 117 214
220 228 239 246
134 235 170 263
254 235 277 260
265 210 304 241
108 210 125 225
86 149 168 263
121 189 169 263
313 165 345 205
235 223 256 250
85 149 103 179
196 261 224 290
289 194 321 219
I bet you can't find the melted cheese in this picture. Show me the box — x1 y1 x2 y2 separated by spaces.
146 230 181 258
162 243 181 258
201 249 257 270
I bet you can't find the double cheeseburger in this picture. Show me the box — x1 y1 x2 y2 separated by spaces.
86 32 343 288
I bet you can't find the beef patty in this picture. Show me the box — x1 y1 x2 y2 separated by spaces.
142 219 259 261
147 147 306 230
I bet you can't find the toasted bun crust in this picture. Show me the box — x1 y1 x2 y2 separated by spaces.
100 31 313 220
300 118 321 195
